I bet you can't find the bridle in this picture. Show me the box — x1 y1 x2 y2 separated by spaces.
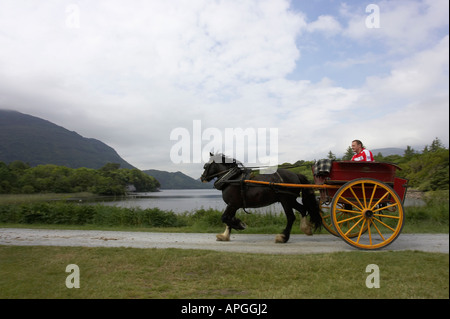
201 162 235 181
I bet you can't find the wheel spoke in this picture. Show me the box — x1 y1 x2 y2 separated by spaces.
344 216 364 236
356 218 366 244
369 190 390 211
335 208 361 214
371 219 385 241
372 216 396 232
368 184 378 210
372 203 399 213
349 185 364 210
373 213 400 219
337 214 362 225
361 182 367 209
340 196 363 211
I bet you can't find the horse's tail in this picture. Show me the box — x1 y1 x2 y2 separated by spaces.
297 174 322 231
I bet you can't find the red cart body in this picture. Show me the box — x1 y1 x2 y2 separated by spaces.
313 161 408 203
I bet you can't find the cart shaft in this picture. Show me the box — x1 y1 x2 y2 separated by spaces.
244 180 339 189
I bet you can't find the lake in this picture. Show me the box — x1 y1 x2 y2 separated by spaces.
98 189 227 213
95 188 424 214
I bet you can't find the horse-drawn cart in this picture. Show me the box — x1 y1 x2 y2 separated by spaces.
244 161 408 250
202 153 408 251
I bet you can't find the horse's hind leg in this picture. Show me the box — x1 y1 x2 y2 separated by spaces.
291 200 313 236
275 200 296 243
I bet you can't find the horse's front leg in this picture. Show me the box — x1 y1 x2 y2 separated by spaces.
216 225 231 241
216 205 246 242
275 200 296 243
221 205 246 230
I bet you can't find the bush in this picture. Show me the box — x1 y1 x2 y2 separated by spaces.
0 199 447 233
183 208 224 228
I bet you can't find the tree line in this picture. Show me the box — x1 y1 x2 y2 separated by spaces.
0 162 160 195
1 138 447 195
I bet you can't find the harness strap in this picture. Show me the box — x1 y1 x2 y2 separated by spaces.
275 171 284 183
240 170 251 214
213 167 241 190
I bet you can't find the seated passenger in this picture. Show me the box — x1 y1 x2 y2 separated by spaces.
351 139 374 162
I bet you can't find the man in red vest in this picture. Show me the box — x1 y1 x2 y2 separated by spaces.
351 139 374 161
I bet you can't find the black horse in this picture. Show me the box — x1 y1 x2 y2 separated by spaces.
200 153 322 243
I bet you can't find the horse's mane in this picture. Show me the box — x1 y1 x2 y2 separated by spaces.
210 153 245 168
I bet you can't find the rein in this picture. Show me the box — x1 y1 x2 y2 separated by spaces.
203 168 234 180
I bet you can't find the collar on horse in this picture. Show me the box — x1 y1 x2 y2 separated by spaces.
213 166 242 190
212 166 253 214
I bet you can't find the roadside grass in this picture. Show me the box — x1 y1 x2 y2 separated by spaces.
0 245 448 299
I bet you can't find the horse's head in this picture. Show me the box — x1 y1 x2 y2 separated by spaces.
200 152 239 182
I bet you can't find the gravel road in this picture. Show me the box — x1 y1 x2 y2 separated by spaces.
0 228 448 254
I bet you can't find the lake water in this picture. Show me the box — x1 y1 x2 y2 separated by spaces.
95 188 424 214
98 189 227 213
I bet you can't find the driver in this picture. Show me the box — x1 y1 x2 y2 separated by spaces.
351 140 374 162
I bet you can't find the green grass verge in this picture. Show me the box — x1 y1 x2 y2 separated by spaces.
0 245 448 299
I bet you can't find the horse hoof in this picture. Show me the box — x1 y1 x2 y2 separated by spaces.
302 227 313 236
301 217 313 236
216 234 230 241
275 234 286 243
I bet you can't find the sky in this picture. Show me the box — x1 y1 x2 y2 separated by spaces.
0 0 448 178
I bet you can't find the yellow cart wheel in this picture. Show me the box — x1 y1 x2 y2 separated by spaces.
331 178 404 250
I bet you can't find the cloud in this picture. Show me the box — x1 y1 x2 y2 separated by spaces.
0 0 448 178
306 15 342 35
343 0 449 52
364 35 449 104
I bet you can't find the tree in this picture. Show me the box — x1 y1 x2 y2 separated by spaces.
8 160 29 171
327 151 336 160
100 163 121 172
343 147 354 161
430 137 445 152
404 146 416 159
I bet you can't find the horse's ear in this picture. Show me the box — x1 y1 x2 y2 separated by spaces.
209 152 214 157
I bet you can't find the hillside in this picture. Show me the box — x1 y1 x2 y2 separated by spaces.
143 169 212 189
371 148 405 157
0 110 134 169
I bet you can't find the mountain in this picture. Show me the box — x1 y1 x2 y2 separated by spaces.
371 148 405 157
0 110 134 169
143 169 212 189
